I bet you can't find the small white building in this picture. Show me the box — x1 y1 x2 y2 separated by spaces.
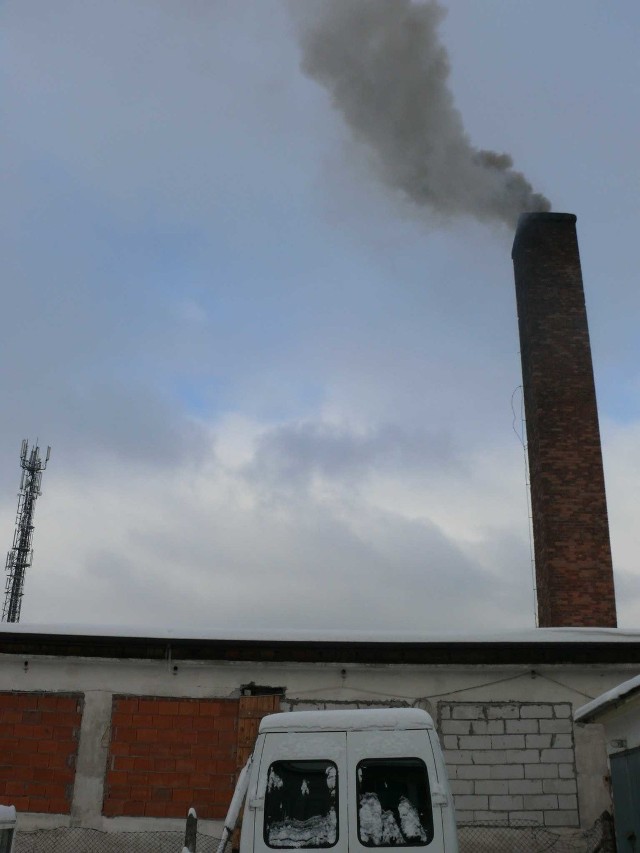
575 673 640 853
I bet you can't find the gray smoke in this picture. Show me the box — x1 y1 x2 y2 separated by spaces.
296 0 550 225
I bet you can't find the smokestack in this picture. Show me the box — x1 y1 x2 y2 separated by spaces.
512 213 616 627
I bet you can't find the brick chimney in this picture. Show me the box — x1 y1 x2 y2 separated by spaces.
511 212 617 627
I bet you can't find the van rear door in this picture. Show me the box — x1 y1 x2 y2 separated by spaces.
251 731 349 853
346 728 446 853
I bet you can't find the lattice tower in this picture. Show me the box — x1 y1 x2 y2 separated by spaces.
2 440 51 623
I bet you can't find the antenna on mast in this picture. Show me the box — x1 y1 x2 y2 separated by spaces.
2 440 51 623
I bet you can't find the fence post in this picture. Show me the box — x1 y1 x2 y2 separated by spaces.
184 808 197 853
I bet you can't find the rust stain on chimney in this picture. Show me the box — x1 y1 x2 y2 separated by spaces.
512 212 617 627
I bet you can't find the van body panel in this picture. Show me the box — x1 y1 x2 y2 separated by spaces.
347 729 445 853
427 731 456 850
248 732 349 853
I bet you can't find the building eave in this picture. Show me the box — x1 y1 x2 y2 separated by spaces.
1 626 640 666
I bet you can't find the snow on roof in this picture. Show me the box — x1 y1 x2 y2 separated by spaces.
574 672 640 722
1 622 639 645
259 708 434 733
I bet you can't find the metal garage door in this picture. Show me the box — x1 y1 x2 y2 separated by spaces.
611 746 640 852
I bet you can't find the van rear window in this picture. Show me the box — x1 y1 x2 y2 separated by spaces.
264 760 338 849
357 758 433 847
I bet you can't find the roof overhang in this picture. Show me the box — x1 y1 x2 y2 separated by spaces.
1 625 640 666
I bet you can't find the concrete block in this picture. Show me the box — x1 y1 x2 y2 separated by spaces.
470 720 504 735
523 794 558 810
443 750 472 765
551 734 572 749
471 750 507 765
440 706 451 720
491 735 525 750
539 719 572 734
525 734 551 749
459 735 492 750
506 749 539 764
442 736 459 750
452 705 484 720
454 795 488 810
542 778 577 794
487 704 519 719
544 810 579 827
506 719 538 734
441 720 471 736
454 811 473 823
490 765 524 779
508 779 542 795
456 765 491 780
541 748 573 764
509 811 543 824
450 780 474 796
474 811 508 822
554 704 572 718
489 795 523 811
558 794 578 810
525 763 558 779
558 763 576 779
520 705 553 718
474 780 509 796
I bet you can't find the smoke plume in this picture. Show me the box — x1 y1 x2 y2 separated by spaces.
296 0 550 225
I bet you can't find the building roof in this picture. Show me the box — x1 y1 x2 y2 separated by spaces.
574 672 640 722
1 623 639 666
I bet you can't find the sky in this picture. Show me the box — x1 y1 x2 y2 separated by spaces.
1 0 639 635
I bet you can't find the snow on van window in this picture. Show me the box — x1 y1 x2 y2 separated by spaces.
356 758 433 847
268 769 284 792
398 798 427 843
265 760 338 849
325 765 336 792
268 807 337 848
359 794 427 845
359 793 403 845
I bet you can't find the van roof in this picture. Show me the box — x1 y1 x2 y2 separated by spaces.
259 708 434 733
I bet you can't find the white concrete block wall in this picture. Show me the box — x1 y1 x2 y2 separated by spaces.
439 701 578 827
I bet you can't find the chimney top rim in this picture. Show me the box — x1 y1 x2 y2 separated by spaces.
518 211 576 224
512 212 577 258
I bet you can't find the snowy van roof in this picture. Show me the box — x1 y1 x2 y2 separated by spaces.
259 708 434 733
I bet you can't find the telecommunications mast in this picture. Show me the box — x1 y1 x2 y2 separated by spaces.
2 440 51 623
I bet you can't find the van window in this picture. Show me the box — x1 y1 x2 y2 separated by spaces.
357 758 433 847
264 760 338 849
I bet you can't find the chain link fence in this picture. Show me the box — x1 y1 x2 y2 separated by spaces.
458 812 616 853
13 813 615 853
13 828 221 853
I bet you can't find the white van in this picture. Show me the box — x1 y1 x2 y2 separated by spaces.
229 708 457 853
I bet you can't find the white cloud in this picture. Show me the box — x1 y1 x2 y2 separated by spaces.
15 417 533 632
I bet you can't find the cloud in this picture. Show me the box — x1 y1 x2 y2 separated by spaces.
247 420 459 492
13 418 535 633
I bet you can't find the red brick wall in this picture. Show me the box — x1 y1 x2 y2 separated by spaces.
512 212 617 627
104 696 239 819
0 692 83 814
